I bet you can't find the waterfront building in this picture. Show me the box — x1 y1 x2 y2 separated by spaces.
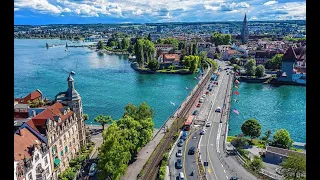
14 127 52 180
15 89 43 104
279 46 306 84
161 54 180 66
55 74 87 147
264 146 306 165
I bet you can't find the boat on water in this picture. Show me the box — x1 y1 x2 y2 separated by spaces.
70 71 75 75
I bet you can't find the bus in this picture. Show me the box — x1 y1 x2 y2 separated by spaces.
184 115 194 131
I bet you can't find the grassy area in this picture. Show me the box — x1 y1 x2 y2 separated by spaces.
227 136 236 142
227 136 266 148
156 69 190 73
290 147 304 152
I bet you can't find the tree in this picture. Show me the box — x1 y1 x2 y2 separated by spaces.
255 65 265 77
244 59 256 76
147 33 152 41
147 59 160 71
187 45 192 56
230 56 237 64
214 53 219 59
142 39 156 63
134 39 144 67
271 129 293 149
231 136 249 149
250 156 263 172
211 32 231 46
121 38 130 50
233 64 240 73
178 41 185 50
94 114 113 130
192 43 198 55
261 129 272 143
280 153 306 180
163 37 179 50
83 114 89 121
156 49 163 59
265 54 283 69
156 38 164 44
241 118 262 141
97 40 105 50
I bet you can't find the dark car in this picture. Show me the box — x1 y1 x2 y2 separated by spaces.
176 159 183 169
209 88 213 92
188 146 196 155
193 110 199 115
196 103 201 107
230 177 239 180
177 139 184 147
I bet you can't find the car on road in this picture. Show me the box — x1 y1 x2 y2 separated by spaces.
200 129 206 135
179 172 185 180
177 139 184 147
199 98 204 103
230 177 239 180
215 107 221 113
209 88 213 92
188 146 196 155
180 131 188 140
88 163 97 177
193 110 199 115
176 159 183 169
196 103 201 107
206 121 212 127
205 91 209 95
227 73 229 75
176 149 182 157
202 94 206 98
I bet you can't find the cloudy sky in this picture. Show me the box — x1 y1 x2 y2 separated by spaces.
14 0 306 25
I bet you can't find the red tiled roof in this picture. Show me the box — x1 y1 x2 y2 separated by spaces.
163 54 179 61
227 49 242 55
14 128 40 161
24 90 42 102
26 119 41 134
32 102 73 126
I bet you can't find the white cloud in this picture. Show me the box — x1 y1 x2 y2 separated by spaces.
250 16 258 20
14 0 62 14
14 8 19 11
132 9 143 15
204 5 219 11
263 1 278 6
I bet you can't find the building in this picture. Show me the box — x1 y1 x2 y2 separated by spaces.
241 13 249 44
254 50 278 65
197 42 214 53
14 128 52 180
279 46 306 83
55 74 87 147
264 146 306 165
223 49 245 60
160 54 180 66
217 45 231 54
15 89 43 104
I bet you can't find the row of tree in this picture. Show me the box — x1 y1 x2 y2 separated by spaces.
182 55 200 73
134 39 156 67
211 32 232 46
97 102 154 180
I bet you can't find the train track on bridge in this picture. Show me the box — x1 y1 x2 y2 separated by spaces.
139 67 214 180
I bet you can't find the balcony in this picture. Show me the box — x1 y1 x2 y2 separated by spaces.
36 172 47 180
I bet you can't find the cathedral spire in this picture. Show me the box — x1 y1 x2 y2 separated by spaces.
241 13 249 44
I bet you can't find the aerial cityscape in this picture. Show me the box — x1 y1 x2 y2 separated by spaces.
14 1 306 180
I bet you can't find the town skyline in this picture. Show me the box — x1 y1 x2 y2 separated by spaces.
14 0 306 25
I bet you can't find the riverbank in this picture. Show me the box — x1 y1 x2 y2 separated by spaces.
131 62 191 75
238 75 306 86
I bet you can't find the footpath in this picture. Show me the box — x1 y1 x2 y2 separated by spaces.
121 68 211 180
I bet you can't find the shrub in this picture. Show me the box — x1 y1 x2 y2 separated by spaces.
231 137 249 149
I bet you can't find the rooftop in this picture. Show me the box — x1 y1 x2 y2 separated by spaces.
14 128 42 161
266 146 306 157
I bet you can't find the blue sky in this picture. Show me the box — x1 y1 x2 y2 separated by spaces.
14 0 306 25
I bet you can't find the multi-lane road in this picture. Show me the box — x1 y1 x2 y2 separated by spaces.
199 60 257 180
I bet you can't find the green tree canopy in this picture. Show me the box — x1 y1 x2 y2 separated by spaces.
94 114 113 130
211 32 231 45
121 38 130 50
97 40 106 50
192 43 198 55
233 64 240 73
265 54 283 69
271 129 294 149
183 55 200 73
250 156 263 172
134 39 144 67
280 153 306 180
83 114 89 121
156 38 164 44
163 37 179 50
244 59 256 76
147 33 152 41
241 118 262 141
147 59 160 71
255 65 265 77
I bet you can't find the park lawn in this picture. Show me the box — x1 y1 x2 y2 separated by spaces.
227 136 266 148
227 136 236 142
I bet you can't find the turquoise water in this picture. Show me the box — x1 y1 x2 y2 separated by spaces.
229 83 306 143
14 39 199 128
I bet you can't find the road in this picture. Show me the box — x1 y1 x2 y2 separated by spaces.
200 60 257 180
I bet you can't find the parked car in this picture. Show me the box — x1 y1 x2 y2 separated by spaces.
196 103 201 107
215 107 221 113
180 131 188 140
176 149 182 157
205 91 209 95
230 177 239 180
193 110 199 115
206 121 212 127
88 163 97 177
199 98 204 103
202 94 206 98
179 172 185 180
177 139 184 147
209 88 213 92
176 159 183 169
188 146 196 155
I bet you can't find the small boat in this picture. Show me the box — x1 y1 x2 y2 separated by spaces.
70 71 76 75
233 109 239 115
186 87 189 90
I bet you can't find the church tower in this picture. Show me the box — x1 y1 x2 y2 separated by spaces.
55 73 87 147
241 13 249 44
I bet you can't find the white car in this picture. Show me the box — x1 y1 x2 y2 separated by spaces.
202 94 206 98
215 107 221 113
176 149 182 157
199 98 204 103
206 121 212 127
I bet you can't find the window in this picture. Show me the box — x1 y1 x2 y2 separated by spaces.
64 135 66 141
45 167 50 176
28 172 33 180
35 154 39 162
65 146 68 153
60 151 64 156
44 157 48 166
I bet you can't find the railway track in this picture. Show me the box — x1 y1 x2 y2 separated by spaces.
139 67 214 180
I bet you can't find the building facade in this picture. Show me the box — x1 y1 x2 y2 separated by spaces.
14 128 52 180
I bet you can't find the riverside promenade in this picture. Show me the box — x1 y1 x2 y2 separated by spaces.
121 67 211 180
